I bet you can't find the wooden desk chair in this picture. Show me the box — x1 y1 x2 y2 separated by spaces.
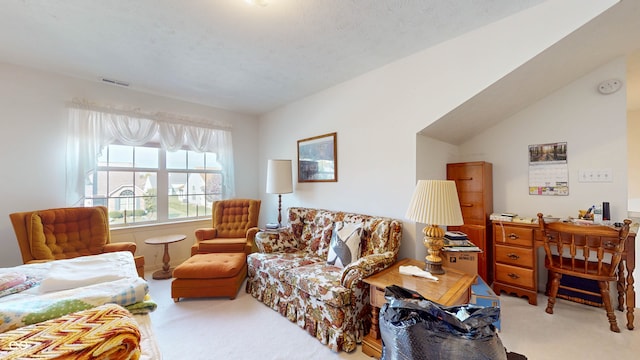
537 213 631 332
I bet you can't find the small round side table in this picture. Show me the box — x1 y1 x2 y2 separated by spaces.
145 234 186 280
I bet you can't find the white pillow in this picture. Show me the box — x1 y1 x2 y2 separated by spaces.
327 222 363 268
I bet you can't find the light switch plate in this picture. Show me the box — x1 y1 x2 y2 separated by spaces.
578 168 613 182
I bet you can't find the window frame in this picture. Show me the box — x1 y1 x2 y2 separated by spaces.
86 141 223 227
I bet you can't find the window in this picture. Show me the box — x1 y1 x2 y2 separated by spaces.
166 150 222 220
85 144 223 225
66 101 235 226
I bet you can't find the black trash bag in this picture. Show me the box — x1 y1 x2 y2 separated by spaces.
380 285 507 360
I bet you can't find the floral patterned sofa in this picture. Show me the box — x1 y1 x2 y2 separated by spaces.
246 207 402 352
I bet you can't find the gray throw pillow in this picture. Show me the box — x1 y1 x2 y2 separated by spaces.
327 221 363 268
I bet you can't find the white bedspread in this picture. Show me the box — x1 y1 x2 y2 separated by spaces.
39 254 130 292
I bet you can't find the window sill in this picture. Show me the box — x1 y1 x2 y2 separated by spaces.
110 218 210 233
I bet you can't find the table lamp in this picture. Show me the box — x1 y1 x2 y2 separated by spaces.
405 180 464 274
266 159 293 228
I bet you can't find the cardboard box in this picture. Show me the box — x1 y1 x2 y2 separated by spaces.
471 277 501 330
441 250 479 277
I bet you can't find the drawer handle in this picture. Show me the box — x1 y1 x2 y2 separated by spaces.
458 177 473 181
508 233 520 240
507 253 520 260
508 273 520 279
603 241 616 249
460 203 473 207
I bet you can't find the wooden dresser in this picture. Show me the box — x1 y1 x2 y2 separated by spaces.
447 161 493 283
492 221 538 305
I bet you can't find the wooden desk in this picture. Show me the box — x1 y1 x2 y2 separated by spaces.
361 258 476 359
492 221 636 330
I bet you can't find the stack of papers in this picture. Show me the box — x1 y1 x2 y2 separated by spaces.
490 213 516 222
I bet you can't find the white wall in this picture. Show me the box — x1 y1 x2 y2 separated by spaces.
257 0 615 260
628 109 640 212
456 57 634 286
461 57 627 221
0 62 260 268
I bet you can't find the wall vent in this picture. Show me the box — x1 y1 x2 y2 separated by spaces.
101 77 130 87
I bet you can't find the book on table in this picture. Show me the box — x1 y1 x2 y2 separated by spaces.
444 231 470 246
445 231 468 239
443 238 478 248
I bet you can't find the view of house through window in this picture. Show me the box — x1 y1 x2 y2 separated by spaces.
85 143 223 225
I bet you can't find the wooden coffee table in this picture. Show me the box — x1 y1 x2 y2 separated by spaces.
144 234 186 280
362 258 476 359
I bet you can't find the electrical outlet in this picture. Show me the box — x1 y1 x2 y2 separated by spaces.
578 168 613 182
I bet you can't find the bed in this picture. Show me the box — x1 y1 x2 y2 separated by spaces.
0 251 161 359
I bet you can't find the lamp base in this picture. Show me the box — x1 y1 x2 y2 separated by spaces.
425 260 445 275
423 224 446 275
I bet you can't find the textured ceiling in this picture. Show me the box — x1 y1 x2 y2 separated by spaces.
0 0 543 115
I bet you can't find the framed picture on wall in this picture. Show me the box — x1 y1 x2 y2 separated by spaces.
297 132 337 182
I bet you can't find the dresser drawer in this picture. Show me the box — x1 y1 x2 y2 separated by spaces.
495 263 535 288
458 192 486 223
448 165 485 192
494 225 533 247
495 245 534 268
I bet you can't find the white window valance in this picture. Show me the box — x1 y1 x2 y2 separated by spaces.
65 100 235 206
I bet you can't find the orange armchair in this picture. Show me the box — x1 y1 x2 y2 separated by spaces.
191 199 261 256
9 206 145 278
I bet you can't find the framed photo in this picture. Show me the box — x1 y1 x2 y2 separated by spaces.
297 132 337 182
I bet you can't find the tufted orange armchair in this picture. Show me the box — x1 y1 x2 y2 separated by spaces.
9 206 145 278
191 199 261 256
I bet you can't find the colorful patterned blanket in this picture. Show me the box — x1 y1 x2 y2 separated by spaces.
0 303 141 359
0 252 153 334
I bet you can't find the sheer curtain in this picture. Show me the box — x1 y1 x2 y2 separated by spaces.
66 101 235 206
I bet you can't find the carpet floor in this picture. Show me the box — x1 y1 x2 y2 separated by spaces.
147 273 640 359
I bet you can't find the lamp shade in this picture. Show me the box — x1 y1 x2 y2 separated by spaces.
405 180 464 226
266 159 293 194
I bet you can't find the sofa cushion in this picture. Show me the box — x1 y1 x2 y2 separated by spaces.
254 229 299 253
28 208 109 260
283 263 352 307
195 238 248 254
28 214 54 260
214 199 260 238
327 222 363 268
248 252 324 281
297 209 334 258
173 253 246 279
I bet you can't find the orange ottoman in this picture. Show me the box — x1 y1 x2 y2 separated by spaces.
171 253 247 302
